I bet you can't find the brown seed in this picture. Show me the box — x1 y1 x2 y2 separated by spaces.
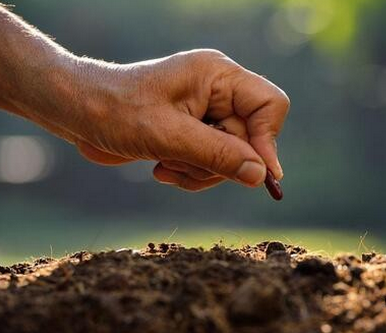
208 123 227 132
264 170 283 201
204 117 227 132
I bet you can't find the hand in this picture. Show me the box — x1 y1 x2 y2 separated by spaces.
10 49 289 192
69 49 290 191
0 8 289 192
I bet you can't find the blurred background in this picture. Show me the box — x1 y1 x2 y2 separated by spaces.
1 0 386 264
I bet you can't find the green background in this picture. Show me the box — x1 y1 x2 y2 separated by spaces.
0 0 385 264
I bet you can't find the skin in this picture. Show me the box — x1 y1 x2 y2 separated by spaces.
0 5 290 192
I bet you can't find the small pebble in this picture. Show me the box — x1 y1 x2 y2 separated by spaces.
266 241 286 256
362 252 376 263
159 243 169 253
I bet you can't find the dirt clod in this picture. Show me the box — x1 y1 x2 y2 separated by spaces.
294 258 337 280
265 241 286 256
229 277 284 325
362 252 376 263
159 243 169 253
0 243 385 333
0 266 12 274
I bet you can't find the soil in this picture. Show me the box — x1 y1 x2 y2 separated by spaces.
0 242 385 333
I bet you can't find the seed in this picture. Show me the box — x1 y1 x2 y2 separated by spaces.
264 170 283 201
208 123 227 131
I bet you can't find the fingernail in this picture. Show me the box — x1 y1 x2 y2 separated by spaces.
270 159 283 180
276 164 284 180
236 161 266 186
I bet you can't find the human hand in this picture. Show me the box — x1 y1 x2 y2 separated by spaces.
9 49 289 192
0 7 289 192
70 49 290 191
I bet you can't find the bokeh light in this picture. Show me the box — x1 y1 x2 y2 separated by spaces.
284 0 334 35
266 9 309 55
0 136 54 184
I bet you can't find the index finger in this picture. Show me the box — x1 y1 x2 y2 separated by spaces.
232 71 290 179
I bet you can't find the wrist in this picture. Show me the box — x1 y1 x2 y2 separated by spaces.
20 54 131 142
64 57 137 141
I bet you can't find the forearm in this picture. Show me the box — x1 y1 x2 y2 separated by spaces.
0 6 116 138
0 6 72 115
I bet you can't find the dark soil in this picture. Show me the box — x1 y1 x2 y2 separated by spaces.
0 242 385 333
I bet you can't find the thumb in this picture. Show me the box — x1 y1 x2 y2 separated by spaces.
161 115 266 187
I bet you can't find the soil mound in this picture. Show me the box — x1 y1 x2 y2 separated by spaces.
0 242 385 333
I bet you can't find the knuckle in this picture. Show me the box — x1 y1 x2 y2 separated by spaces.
194 48 226 59
275 90 291 115
186 49 228 69
265 87 290 118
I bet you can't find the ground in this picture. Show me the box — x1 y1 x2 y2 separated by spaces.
0 242 385 333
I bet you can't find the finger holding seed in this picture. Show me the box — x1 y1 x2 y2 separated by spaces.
205 118 283 201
